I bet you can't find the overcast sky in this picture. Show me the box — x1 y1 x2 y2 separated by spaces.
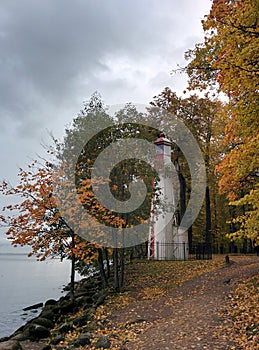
0 0 212 244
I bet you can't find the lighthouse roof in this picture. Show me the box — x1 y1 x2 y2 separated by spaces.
154 133 171 146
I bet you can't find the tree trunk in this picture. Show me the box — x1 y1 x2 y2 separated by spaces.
97 248 107 288
205 185 211 244
177 162 192 251
70 232 76 303
113 248 119 291
104 248 110 279
119 248 125 290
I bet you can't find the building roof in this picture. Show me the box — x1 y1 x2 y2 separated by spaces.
154 133 171 146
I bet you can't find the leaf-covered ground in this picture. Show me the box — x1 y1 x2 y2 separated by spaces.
85 256 227 349
21 255 258 349
47 255 258 349
220 266 259 349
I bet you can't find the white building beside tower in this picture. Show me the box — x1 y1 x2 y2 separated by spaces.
148 133 189 260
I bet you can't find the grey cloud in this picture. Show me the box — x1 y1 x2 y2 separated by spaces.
0 0 211 142
1 0 175 132
0 0 192 107
149 71 173 89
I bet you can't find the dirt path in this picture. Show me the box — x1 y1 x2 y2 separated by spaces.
18 256 259 350
109 256 259 350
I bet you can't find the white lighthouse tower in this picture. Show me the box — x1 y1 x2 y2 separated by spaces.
148 133 188 260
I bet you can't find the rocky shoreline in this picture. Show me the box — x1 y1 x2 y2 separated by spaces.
0 273 110 350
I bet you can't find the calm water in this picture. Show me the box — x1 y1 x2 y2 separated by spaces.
0 253 79 338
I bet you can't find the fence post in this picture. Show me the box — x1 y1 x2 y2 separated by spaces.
156 241 159 260
183 242 186 260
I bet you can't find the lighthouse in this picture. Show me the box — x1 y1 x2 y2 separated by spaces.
148 133 188 260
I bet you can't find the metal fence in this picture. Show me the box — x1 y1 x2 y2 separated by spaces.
129 242 212 261
153 242 212 261
154 242 188 260
189 242 212 260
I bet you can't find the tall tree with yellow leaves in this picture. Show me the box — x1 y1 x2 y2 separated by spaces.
185 0 259 246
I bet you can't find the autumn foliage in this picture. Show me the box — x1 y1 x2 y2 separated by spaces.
0 161 96 262
186 0 259 246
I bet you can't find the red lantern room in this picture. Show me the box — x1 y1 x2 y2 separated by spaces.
154 133 172 169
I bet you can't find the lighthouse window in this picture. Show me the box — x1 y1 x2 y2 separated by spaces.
155 144 163 154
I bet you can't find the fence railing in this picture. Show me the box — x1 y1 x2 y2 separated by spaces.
129 242 212 261
154 242 188 260
189 242 212 260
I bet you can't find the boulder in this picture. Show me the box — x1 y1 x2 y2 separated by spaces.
50 335 65 345
74 290 88 298
58 323 73 334
30 317 54 329
72 313 90 327
73 332 92 347
39 310 56 322
23 324 50 340
58 300 74 314
57 295 70 303
10 334 27 342
75 296 93 308
95 336 111 349
94 293 106 307
45 299 57 306
0 340 23 350
30 325 50 340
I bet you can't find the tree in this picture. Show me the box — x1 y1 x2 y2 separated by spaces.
0 93 130 296
51 92 134 291
185 0 259 247
58 96 158 290
0 162 97 301
229 184 259 246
